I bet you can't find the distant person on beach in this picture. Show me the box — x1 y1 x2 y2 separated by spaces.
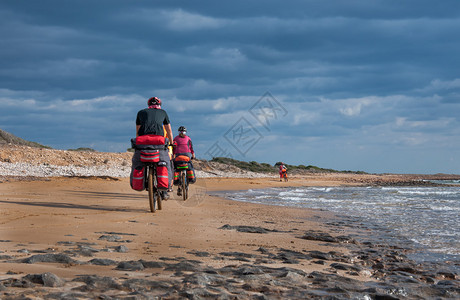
279 163 287 181
130 97 173 199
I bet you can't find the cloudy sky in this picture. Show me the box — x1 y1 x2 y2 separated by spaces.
1 1 459 174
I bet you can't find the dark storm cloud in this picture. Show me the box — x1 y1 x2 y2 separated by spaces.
2 1 459 100
1 0 460 172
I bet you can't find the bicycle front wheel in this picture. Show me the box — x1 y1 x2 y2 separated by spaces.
181 171 187 201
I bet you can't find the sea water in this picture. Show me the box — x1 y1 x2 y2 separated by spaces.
215 184 460 263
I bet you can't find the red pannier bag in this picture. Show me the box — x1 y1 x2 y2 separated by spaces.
156 161 169 190
131 167 145 191
175 155 190 162
136 134 165 145
173 171 180 185
187 169 196 183
174 155 190 170
140 150 160 163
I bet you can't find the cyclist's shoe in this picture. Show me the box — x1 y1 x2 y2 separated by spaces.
161 191 170 200
177 188 182 196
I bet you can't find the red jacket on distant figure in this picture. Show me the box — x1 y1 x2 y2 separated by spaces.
279 164 287 176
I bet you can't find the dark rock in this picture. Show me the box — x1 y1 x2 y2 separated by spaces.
96 231 137 236
219 224 278 234
115 260 144 271
23 272 64 287
307 250 333 260
72 244 100 257
164 260 202 272
139 260 166 269
330 263 361 272
46 292 90 299
122 278 173 292
182 272 227 287
113 245 128 253
98 235 121 242
57 241 76 246
436 279 460 287
1 278 35 288
78 244 100 252
347 271 360 276
179 287 223 299
279 269 307 282
257 247 271 254
386 273 421 284
436 271 457 280
219 251 257 261
89 258 117 266
373 294 400 300
187 250 210 257
300 230 355 244
233 265 265 276
21 253 78 264
272 248 310 264
388 262 419 274
72 275 122 292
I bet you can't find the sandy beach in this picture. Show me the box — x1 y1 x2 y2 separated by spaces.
0 177 350 277
1 174 459 299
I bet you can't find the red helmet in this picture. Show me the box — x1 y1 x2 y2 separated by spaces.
147 97 161 106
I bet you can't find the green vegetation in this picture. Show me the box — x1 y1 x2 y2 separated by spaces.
27 141 52 149
211 157 366 174
211 157 276 173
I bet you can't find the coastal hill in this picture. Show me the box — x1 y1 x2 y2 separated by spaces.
0 128 49 148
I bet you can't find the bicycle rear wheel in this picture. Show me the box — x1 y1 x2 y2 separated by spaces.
148 167 156 212
156 185 162 210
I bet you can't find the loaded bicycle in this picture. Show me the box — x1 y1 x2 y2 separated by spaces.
173 155 195 201
131 135 170 213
